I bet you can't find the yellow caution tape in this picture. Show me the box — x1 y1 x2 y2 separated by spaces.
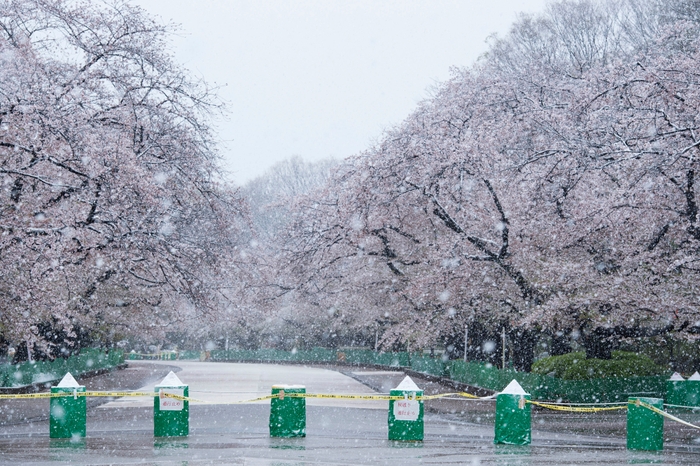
0 392 59 399
183 394 277 405
177 391 490 404
527 400 628 413
421 392 484 400
0 391 159 400
281 393 399 401
86 391 156 398
0 390 259 404
156 392 208 403
225 394 276 404
0 390 491 402
634 400 700 430
0 389 622 409
275 392 487 401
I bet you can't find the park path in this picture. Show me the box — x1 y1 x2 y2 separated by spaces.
100 360 389 409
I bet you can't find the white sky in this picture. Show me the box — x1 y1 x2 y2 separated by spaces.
131 0 550 185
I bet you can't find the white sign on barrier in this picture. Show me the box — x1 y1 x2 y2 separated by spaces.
159 388 184 411
393 399 419 421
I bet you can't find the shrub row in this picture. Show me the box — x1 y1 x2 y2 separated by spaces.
531 351 667 380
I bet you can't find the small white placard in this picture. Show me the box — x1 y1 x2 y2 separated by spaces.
159 388 184 411
393 399 420 421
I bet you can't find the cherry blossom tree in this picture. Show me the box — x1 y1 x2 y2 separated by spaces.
231 157 343 349
273 0 700 368
0 0 245 357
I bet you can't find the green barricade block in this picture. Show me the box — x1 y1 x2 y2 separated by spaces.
666 373 686 407
269 385 306 437
50 373 86 439
687 372 700 407
627 397 664 451
494 380 531 445
388 376 424 441
154 371 189 437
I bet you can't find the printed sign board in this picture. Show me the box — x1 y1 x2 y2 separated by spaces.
393 399 419 421
159 388 184 411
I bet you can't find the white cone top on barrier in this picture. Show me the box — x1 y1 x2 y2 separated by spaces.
395 376 421 391
158 371 186 387
271 384 305 389
56 372 80 388
689 371 700 381
500 379 528 395
669 372 685 381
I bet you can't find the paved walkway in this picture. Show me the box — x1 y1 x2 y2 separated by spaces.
101 360 386 409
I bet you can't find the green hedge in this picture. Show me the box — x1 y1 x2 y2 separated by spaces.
531 351 667 380
447 359 667 403
0 349 124 388
530 352 585 379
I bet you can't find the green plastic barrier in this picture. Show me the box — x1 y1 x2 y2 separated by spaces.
154 372 189 437
687 378 700 407
494 380 531 445
341 350 409 367
627 397 664 451
410 355 447 377
338 349 372 364
666 374 686 407
269 385 306 437
381 352 411 367
294 348 337 362
388 377 424 441
50 385 87 439
178 350 202 360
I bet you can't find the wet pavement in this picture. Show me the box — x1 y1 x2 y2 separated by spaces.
0 360 699 465
99 361 383 409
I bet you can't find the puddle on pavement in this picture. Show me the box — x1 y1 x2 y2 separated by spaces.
268 437 305 450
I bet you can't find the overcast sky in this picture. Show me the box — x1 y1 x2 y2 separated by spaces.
131 0 550 185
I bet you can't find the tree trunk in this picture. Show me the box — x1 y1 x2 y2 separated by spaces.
581 328 617 360
509 328 536 372
550 330 572 356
